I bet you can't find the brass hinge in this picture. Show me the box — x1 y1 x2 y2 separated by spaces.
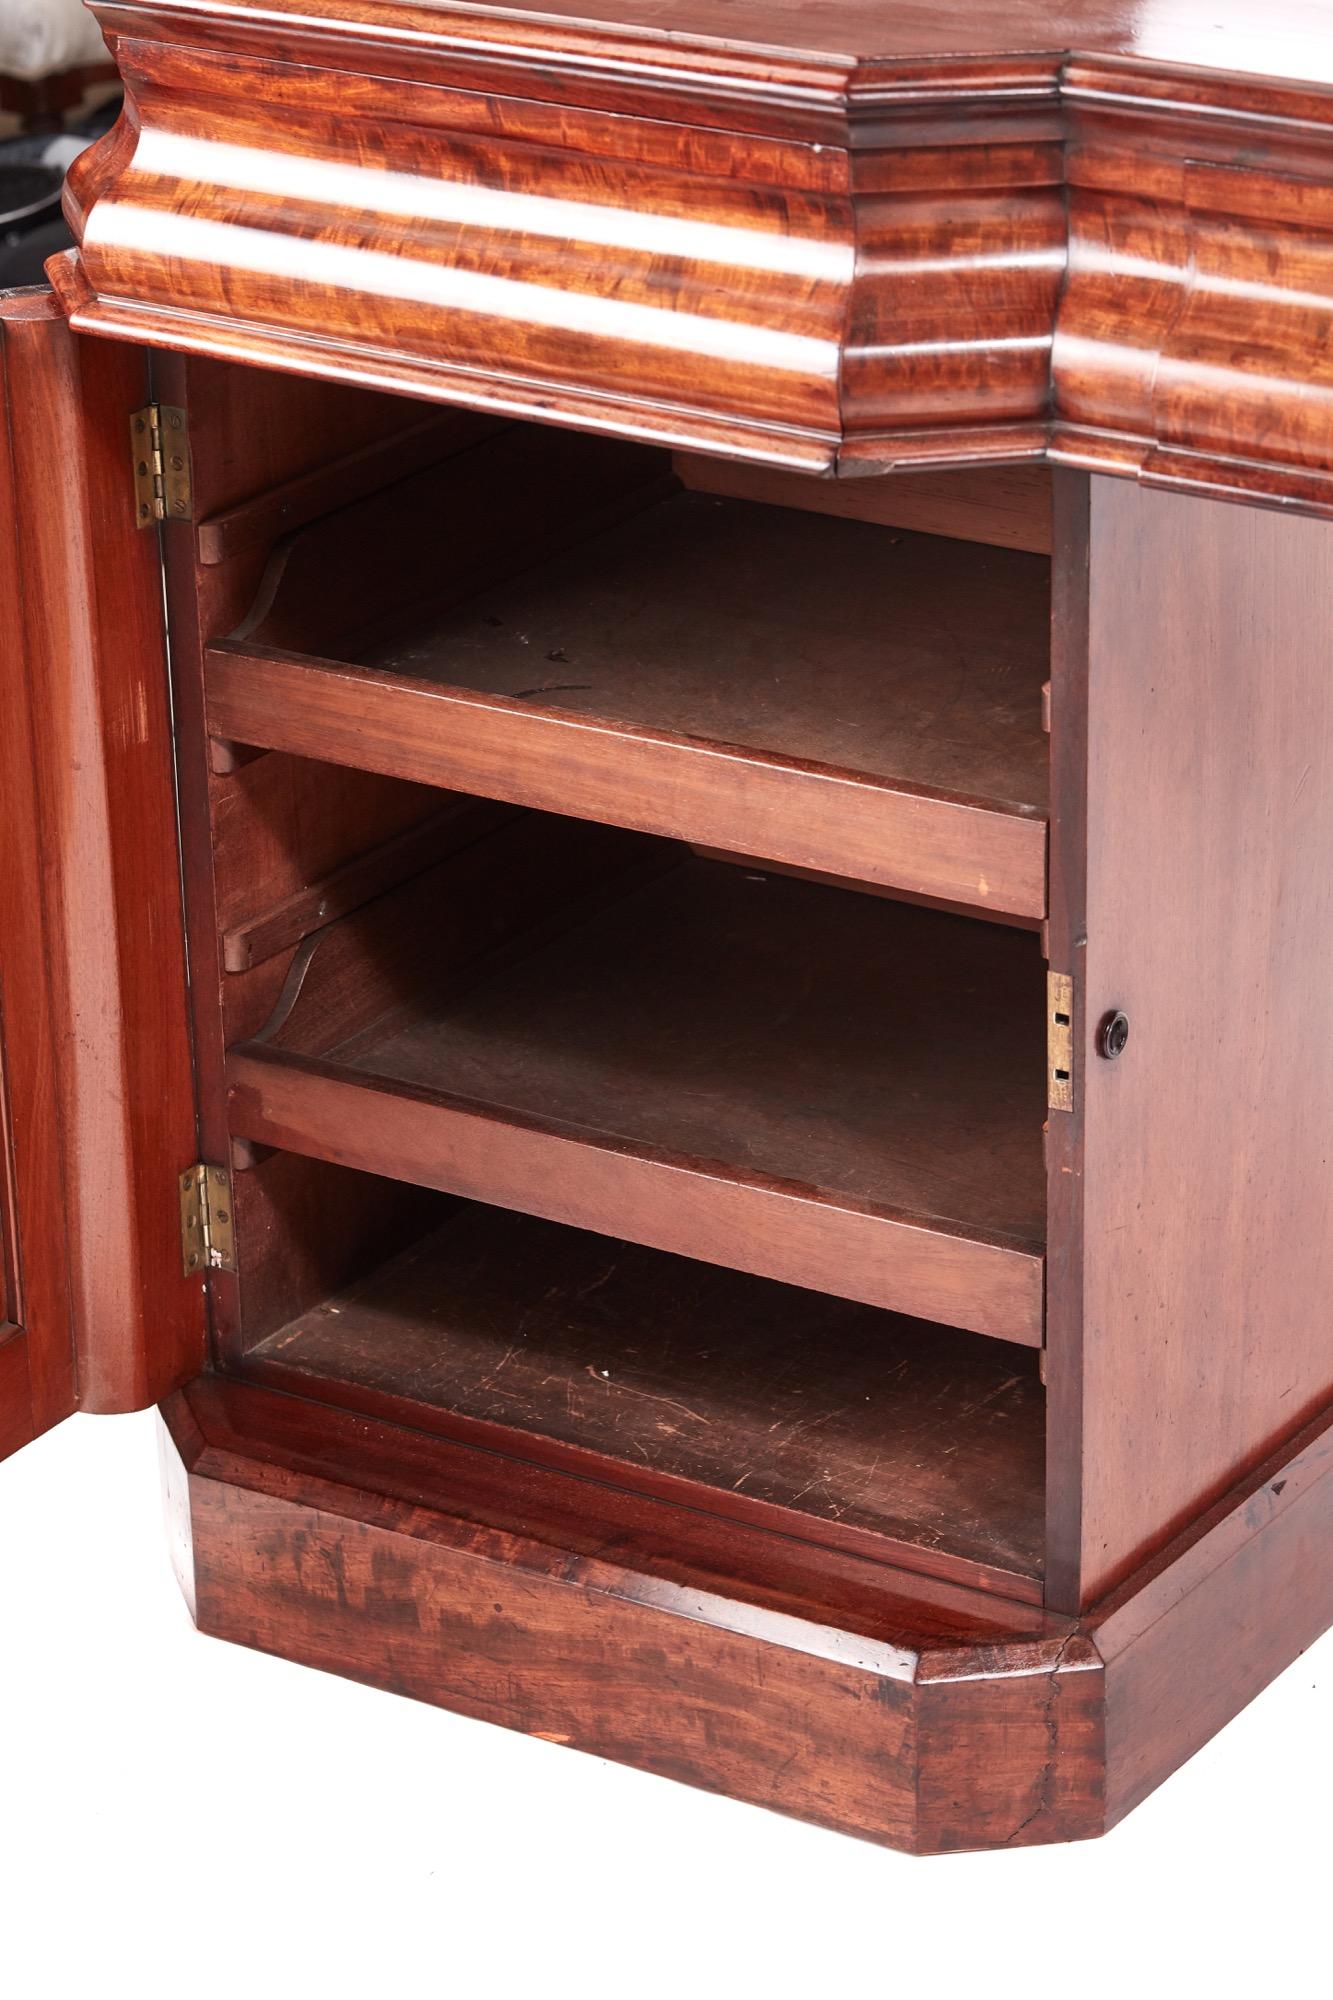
179 1163 237 1277
132 404 193 526
1048 971 1075 1113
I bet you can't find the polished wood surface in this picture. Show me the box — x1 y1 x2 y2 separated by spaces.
150 356 466 1362
227 840 1047 1343
0 292 203 1436
163 1372 1093 1854
5 2 1331 1840
1094 1405 1333 1827
1050 82 1333 512
676 457 1054 555
138 323 1333 1848
1046 477 1333 1609
47 1 1333 506
0 294 80 1459
82 1 1333 80
154 355 1058 1646
207 429 1051 920
161 1367 1333 1853
241 1201 1047 1597
358 500 1046 810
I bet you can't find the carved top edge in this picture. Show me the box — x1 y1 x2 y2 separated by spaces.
91 0 1333 124
60 3 1333 512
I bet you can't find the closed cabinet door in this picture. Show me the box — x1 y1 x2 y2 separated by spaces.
0 287 204 1463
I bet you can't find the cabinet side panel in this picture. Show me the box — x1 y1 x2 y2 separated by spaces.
1074 477 1333 1602
1095 1408 1333 1826
0 295 204 1414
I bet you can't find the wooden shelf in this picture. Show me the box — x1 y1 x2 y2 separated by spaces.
226 828 1047 1344
206 430 1050 921
242 1201 1047 1600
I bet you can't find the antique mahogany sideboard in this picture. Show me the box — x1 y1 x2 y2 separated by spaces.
2 0 1332 1853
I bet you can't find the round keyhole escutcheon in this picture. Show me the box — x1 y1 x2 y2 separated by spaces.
1098 1010 1130 1061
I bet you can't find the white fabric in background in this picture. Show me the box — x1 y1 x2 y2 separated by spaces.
0 0 108 82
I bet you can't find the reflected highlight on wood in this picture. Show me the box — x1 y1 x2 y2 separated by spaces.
0 291 204 1436
8 0 1332 1860
57 1 1065 470
48 2 1333 506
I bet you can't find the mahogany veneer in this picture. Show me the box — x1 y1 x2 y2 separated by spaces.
1 0 1331 1860
162 1376 1333 1854
0 293 203 1429
50 0 1333 508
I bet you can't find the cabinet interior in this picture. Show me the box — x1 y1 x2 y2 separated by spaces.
171 360 1057 1606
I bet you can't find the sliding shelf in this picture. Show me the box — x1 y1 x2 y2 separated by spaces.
226 821 1047 1344
241 1199 1047 1601
205 427 1051 921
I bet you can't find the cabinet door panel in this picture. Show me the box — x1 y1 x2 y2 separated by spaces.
0 288 205 1462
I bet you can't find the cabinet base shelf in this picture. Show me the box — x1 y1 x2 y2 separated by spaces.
236 1199 1047 1600
162 1377 1333 1854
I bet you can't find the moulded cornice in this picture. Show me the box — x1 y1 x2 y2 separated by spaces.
53 0 1333 509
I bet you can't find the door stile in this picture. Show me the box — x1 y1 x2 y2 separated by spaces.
0 288 204 1452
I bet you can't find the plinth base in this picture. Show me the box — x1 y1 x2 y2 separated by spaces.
160 1377 1333 1854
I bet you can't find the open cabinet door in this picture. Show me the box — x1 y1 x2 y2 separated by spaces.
0 289 204 1463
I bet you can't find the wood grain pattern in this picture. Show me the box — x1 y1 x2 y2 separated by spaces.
86 1 1333 96
675 456 1054 554
228 848 1048 1343
197 409 500 564
212 759 453 962
161 1369 1333 1853
1092 1404 1333 1827
228 1049 1046 1346
15 9 1329 1849
59 31 857 465
151 350 473 1382
0 294 79 1458
0 291 203 1438
164 1371 1089 1853
1046 477 1333 1608
0 1332 39 1466
240 1201 1048 1597
207 445 1051 919
1051 75 1333 506
221 801 512 972
49 4 1333 505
